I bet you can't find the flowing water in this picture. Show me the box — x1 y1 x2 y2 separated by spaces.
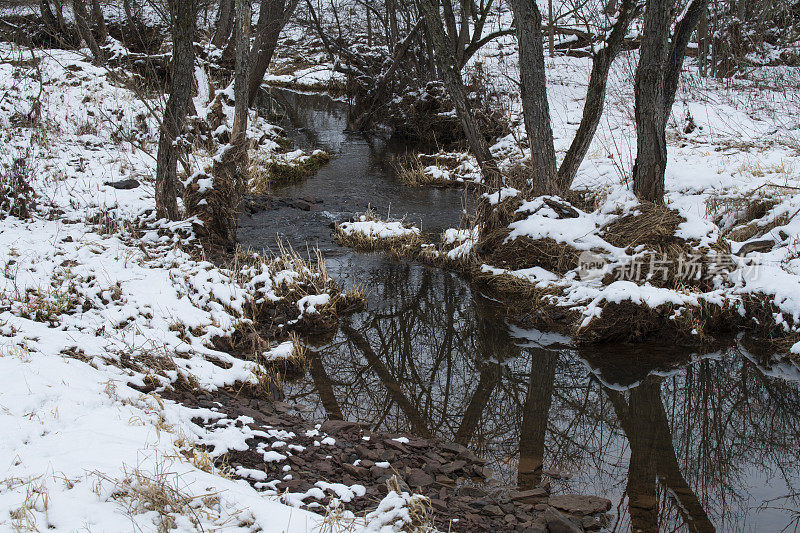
239 90 800 532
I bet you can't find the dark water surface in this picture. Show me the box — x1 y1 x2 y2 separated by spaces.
239 90 800 532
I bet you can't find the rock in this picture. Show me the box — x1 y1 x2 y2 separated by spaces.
289 199 313 211
406 468 434 487
440 441 468 455
548 495 611 516
355 445 378 461
385 439 410 453
482 504 503 516
582 515 603 531
430 498 448 510
343 463 368 477
104 178 139 190
458 486 488 498
320 419 362 435
440 459 467 474
509 488 548 503
435 474 454 484
542 508 581 533
734 238 774 256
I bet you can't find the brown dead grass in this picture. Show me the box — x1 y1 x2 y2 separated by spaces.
601 202 685 249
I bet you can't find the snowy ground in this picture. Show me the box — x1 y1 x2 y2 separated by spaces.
0 45 426 532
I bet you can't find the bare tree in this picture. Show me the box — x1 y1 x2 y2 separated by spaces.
417 0 501 186
204 0 252 247
556 0 640 191
508 0 559 196
247 0 301 107
72 0 104 64
632 0 707 202
155 0 197 220
90 0 107 42
212 0 235 48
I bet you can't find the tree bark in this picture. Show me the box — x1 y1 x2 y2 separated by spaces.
212 0 235 48
90 0 107 42
155 0 196 220
417 0 501 187
556 0 639 191
633 0 706 203
663 0 708 115
72 0 104 64
632 0 672 203
508 0 559 196
247 0 299 107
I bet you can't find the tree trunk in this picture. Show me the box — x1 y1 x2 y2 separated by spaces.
247 0 299 107
508 0 559 196
663 0 708 114
697 5 708 76
212 0 235 48
90 0 107 42
155 0 196 220
547 0 554 57
632 0 672 203
39 0 70 47
633 0 706 203
72 0 104 64
206 0 251 246
556 0 638 191
417 0 500 187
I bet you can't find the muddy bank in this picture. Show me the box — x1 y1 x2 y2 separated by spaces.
163 385 610 532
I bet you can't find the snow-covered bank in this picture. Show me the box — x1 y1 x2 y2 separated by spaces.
0 45 423 532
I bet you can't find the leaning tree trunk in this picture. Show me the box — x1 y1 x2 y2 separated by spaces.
212 0 235 48
417 0 501 187
72 0 104 64
508 0 559 196
556 0 638 192
206 0 251 247
90 0 107 42
663 0 709 115
155 0 197 220
632 0 672 203
246 0 299 107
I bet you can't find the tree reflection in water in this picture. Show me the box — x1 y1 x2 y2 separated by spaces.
284 261 800 531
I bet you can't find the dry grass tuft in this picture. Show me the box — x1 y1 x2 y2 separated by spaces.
601 202 685 249
98 462 224 533
334 209 424 253
249 150 331 193
0 154 36 220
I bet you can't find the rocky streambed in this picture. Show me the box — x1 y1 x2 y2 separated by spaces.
165 385 611 532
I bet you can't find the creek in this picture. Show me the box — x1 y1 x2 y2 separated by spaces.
239 89 800 532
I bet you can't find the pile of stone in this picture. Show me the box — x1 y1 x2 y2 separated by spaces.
167 387 611 532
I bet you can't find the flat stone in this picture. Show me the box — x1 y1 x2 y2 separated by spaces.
440 459 467 474
543 508 581 533
440 441 468 455
406 468 434 487
342 464 368 477
482 504 503 516
509 488 548 503
320 419 361 435
104 178 139 190
458 486 488 498
548 495 612 516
